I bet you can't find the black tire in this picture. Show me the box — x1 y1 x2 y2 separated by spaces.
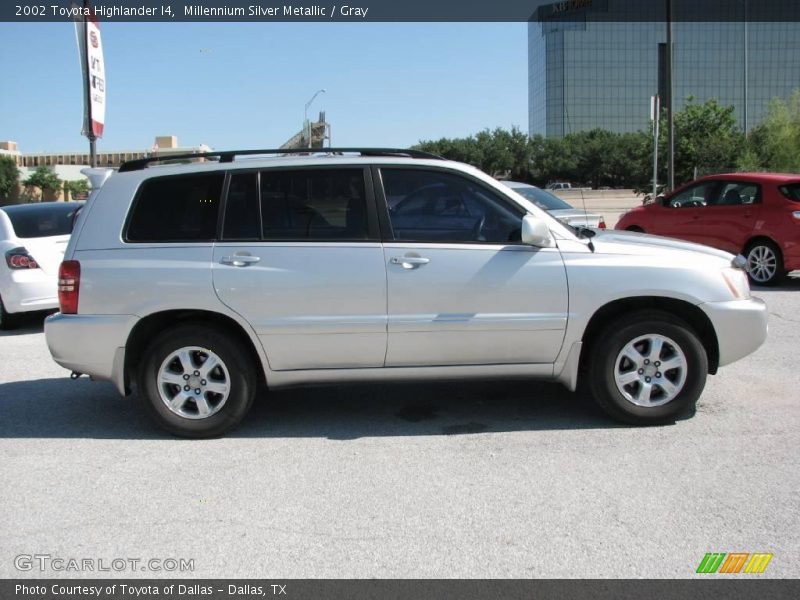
745 239 785 287
587 310 707 425
0 294 16 330
626 226 644 233
137 323 257 438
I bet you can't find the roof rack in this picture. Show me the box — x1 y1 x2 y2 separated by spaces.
118 147 443 173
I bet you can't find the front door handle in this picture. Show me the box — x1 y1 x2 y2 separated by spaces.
220 254 261 267
391 256 430 269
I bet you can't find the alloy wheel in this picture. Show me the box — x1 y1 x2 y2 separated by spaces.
614 334 688 407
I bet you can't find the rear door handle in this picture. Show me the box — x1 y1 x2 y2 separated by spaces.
221 254 261 267
391 256 430 269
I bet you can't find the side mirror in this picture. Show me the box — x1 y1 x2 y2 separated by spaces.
521 215 555 247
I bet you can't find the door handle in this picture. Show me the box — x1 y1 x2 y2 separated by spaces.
220 254 261 267
391 256 430 269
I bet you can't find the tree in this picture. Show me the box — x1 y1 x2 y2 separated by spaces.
739 89 800 173
661 97 745 186
63 178 90 200
0 156 19 200
23 166 62 201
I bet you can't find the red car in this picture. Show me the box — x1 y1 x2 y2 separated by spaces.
616 173 800 285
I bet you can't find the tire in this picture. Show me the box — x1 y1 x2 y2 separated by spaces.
745 240 785 286
0 294 16 331
137 323 257 438
587 310 708 425
626 226 644 233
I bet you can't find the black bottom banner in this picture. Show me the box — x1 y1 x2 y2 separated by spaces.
3 579 800 600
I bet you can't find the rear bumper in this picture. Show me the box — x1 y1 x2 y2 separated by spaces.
0 269 58 314
44 313 139 395
699 297 768 368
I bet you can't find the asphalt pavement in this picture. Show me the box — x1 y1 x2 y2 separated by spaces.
1 277 798 579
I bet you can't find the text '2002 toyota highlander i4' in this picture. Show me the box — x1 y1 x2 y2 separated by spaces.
44 149 768 438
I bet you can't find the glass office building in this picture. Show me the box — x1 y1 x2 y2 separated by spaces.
528 0 800 137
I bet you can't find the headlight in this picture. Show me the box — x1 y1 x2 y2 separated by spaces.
721 267 751 300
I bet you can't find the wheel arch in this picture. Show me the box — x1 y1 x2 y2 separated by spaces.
124 309 268 394
579 297 720 376
744 235 783 257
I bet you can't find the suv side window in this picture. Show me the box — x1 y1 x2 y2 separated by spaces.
222 172 260 240
381 169 525 243
126 173 224 242
260 169 369 240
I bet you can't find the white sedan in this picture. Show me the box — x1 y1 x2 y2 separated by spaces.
503 181 606 229
0 202 83 329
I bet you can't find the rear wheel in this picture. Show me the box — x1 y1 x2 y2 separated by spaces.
745 240 785 286
137 323 257 438
626 226 644 233
587 310 707 425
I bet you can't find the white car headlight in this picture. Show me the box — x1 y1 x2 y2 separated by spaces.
721 267 751 300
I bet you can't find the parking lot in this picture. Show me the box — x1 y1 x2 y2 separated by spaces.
1 276 798 579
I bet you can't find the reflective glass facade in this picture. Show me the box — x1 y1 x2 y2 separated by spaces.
528 1 800 137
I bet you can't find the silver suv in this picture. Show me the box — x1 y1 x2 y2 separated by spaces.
45 149 767 438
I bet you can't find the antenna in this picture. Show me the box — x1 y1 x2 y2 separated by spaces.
579 186 595 252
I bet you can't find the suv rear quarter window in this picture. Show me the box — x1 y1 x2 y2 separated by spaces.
126 173 224 242
779 183 800 202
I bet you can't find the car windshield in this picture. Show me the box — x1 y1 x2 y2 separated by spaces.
512 186 574 211
1 202 83 239
779 183 800 202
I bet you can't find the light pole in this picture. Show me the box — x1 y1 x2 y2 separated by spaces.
303 89 326 149
666 0 675 191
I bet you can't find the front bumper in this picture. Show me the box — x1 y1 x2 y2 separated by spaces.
700 297 768 368
44 312 139 395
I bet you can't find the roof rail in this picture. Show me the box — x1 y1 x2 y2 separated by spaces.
117 147 443 173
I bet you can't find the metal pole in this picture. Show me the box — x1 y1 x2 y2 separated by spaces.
666 0 675 190
653 96 660 199
743 0 748 135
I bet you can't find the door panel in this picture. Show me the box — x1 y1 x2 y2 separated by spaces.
383 243 568 366
212 167 387 371
213 243 387 370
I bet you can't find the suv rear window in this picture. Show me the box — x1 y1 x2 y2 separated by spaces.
779 183 800 202
126 173 224 242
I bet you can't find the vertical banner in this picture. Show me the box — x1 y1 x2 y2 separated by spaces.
85 14 105 137
74 2 105 140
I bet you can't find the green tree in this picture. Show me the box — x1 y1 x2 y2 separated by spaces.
0 156 20 199
63 178 90 199
23 166 62 201
740 89 800 173
661 97 745 186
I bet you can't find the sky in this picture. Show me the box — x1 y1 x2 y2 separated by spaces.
0 22 529 154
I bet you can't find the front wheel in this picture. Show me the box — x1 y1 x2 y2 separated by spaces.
137 323 257 438
745 240 785 286
587 311 708 425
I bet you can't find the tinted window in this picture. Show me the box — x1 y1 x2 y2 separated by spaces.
668 182 717 208
222 172 260 240
382 169 525 243
127 174 223 242
709 182 760 206
259 169 368 240
779 183 800 202
1 203 83 239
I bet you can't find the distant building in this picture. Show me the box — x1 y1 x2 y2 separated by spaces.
529 0 800 137
0 136 212 203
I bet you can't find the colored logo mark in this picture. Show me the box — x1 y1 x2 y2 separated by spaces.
696 552 773 574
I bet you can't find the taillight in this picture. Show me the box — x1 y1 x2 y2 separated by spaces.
5 247 39 269
58 260 81 314
598 218 607 230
